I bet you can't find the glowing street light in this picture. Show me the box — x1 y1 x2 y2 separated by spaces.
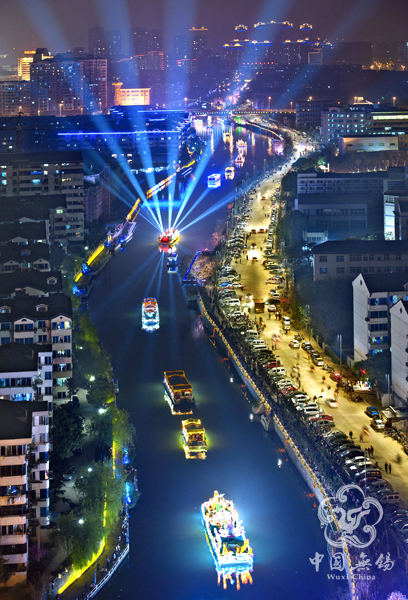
78 519 84 525
89 375 95 382
268 96 271 110
59 103 63 117
393 96 396 108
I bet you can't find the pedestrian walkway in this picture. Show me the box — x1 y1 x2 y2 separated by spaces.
51 515 129 600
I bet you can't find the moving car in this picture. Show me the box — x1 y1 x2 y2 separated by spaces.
289 340 300 348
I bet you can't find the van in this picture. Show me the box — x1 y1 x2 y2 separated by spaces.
250 339 268 348
269 366 286 377
244 330 259 340
375 491 400 506
251 344 268 353
283 316 290 324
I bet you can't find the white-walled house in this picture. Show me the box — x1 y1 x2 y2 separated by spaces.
390 300 408 405
353 273 408 361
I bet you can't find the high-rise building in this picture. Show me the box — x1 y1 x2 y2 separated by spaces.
30 52 107 115
18 51 36 81
173 36 188 60
88 26 107 57
149 29 163 52
189 28 207 57
129 28 150 56
88 27 122 58
0 81 31 117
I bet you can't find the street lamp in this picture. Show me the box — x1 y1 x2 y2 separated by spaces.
59 103 63 117
268 96 271 110
290 101 293 110
338 334 342 375
308 96 312 102
393 97 396 108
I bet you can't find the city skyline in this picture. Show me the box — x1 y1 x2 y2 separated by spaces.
1 0 407 61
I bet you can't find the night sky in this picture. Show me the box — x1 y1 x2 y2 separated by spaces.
1 0 407 60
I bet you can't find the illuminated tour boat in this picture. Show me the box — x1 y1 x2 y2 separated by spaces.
236 139 247 151
181 419 207 459
201 491 253 589
167 252 179 272
225 166 235 179
163 370 194 415
158 228 180 247
141 298 160 332
235 154 245 166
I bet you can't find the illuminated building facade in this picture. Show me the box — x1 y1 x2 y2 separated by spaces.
18 51 35 81
322 106 408 144
113 82 150 106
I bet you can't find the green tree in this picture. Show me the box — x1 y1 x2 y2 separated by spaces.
353 350 391 393
86 377 117 407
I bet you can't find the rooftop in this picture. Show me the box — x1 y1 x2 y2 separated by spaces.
297 192 375 205
355 272 408 294
0 242 49 266
0 400 31 440
0 151 83 165
0 195 67 222
0 342 44 373
0 292 71 322
312 240 408 255
0 269 62 298
0 222 47 244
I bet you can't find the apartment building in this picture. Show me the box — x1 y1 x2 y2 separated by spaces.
312 240 408 281
353 273 408 360
0 243 50 274
390 300 408 406
295 100 332 130
0 152 84 244
30 53 108 115
0 402 31 586
0 294 72 399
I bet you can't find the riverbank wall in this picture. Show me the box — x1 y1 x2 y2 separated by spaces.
198 294 356 596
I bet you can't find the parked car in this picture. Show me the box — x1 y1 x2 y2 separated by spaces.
301 342 312 351
371 419 385 431
330 372 342 382
365 406 380 418
312 356 325 367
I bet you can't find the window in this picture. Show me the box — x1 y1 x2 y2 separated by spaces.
319 267 328 274
319 256 327 263
336 256 344 262
336 267 344 274
350 255 362 262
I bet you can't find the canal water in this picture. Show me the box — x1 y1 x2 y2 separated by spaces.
88 123 342 599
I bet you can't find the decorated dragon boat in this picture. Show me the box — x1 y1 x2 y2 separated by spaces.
201 491 253 589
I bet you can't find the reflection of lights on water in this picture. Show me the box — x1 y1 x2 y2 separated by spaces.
249 413 253 421
230 377 234 383
278 459 282 468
